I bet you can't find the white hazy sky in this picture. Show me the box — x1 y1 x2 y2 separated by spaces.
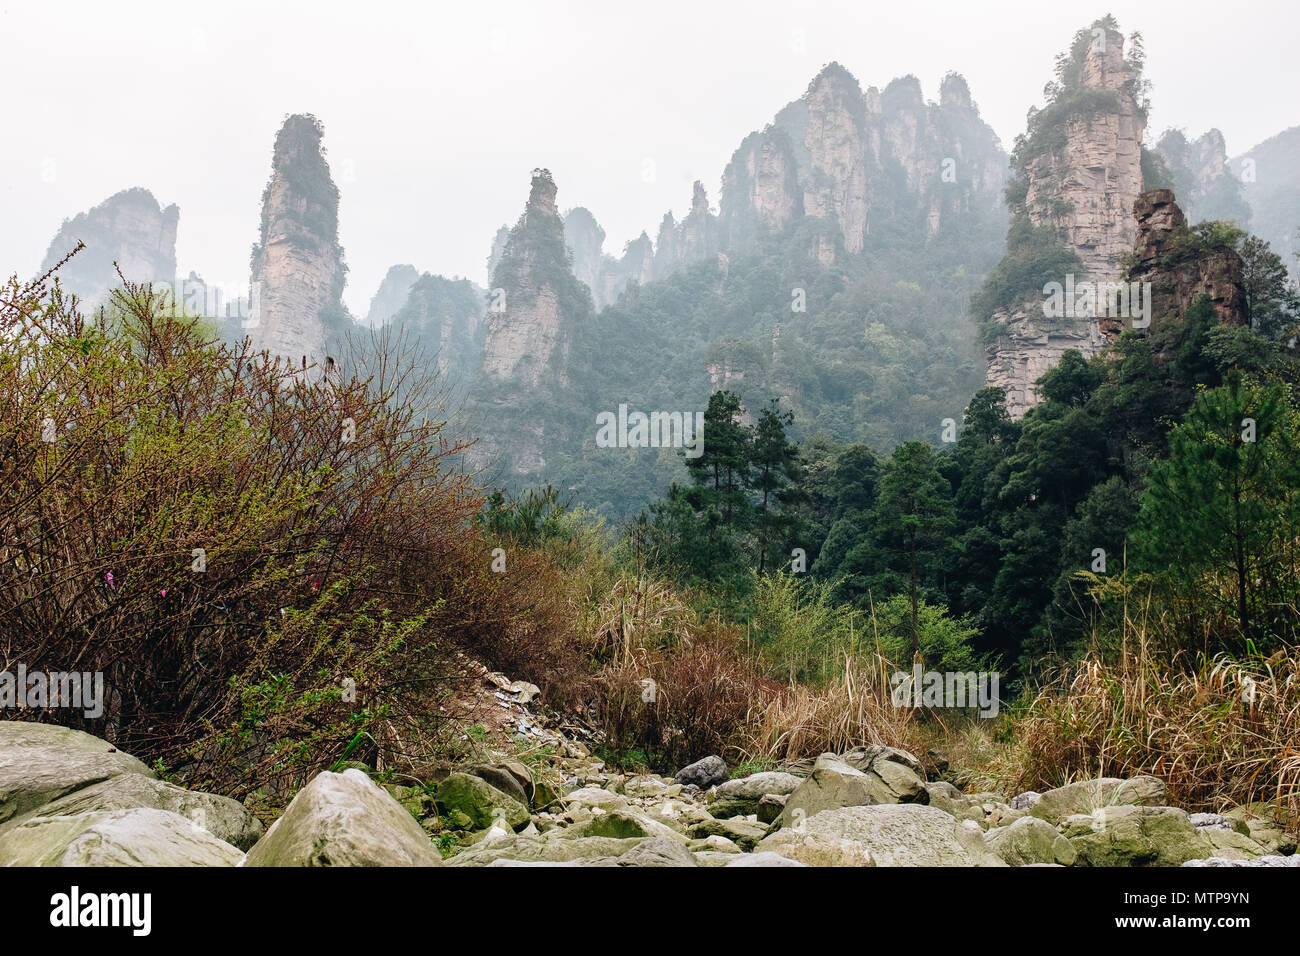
2 0 1296 316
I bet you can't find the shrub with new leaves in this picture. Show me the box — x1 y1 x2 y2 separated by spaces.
0 262 565 802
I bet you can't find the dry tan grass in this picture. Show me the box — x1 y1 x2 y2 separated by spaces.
742 656 927 762
1003 649 1300 827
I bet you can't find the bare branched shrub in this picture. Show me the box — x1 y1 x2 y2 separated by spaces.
0 267 567 804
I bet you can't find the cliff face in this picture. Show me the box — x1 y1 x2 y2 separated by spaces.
596 231 655 308
1154 128 1251 228
388 273 485 380
719 127 803 252
364 263 419 327
39 187 178 306
563 207 606 297
984 21 1147 418
984 309 1107 418
1232 126 1300 280
725 63 1006 256
555 61 1005 308
1023 29 1145 279
486 225 511 289
247 114 351 366
481 169 593 387
986 189 1248 416
791 64 876 254
1118 189 1248 340
653 181 720 278
563 183 720 308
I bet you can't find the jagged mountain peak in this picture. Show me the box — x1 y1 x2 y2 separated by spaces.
984 16 1148 417
939 72 973 110
881 74 926 111
526 168 559 220
481 168 591 388
38 187 179 306
248 112 350 365
806 61 864 96
364 263 419 327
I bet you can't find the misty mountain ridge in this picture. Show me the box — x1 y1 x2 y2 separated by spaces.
31 32 1299 519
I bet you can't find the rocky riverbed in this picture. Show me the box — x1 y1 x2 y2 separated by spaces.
1 717 1295 867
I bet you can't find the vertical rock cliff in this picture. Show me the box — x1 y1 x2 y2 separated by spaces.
596 231 655 308
1021 27 1145 278
388 273 486 380
652 181 720 279
721 62 1005 256
39 187 178 306
719 126 803 253
486 225 511 289
247 113 351 366
982 19 1148 417
783 63 876 254
364 263 420 327
1233 126 1300 280
555 60 1004 311
481 168 593 388
563 207 606 298
1116 189 1248 344
1154 129 1251 227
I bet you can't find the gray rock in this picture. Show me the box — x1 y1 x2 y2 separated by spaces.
1030 776 1166 825
1220 804 1297 855
622 775 672 799
1069 805 1213 867
755 830 876 866
924 781 986 825
757 793 787 825
1010 791 1041 811
1201 828 1269 861
689 834 742 854
673 755 729 789
0 722 154 826
1189 813 1239 832
0 808 243 866
774 754 878 828
715 771 803 800
761 804 1006 866
1183 855 1300 867
709 770 802 819
244 769 442 866
840 744 926 779
563 786 627 808
10 772 263 850
446 834 643 866
842 746 930 802
774 752 928 829
726 851 809 867
485 857 617 866
617 836 699 867
435 772 530 830
580 807 686 842
984 815 1077 866
466 761 534 807
926 780 964 801
687 816 769 851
